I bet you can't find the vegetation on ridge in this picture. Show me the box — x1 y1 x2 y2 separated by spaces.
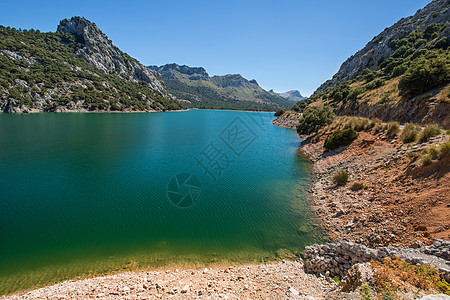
290 12 450 128
0 25 183 112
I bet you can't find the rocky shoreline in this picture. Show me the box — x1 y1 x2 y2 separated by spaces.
271 111 302 129
3 261 338 300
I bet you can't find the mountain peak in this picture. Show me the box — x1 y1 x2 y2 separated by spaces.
57 17 167 94
57 17 106 48
278 90 306 102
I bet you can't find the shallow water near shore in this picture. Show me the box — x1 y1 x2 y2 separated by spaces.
0 110 324 295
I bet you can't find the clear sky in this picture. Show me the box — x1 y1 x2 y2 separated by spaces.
0 0 432 96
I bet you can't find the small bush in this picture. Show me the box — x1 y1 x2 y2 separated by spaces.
392 65 408 77
332 170 349 186
360 283 374 300
421 153 432 166
324 128 359 150
427 145 439 159
366 78 385 90
417 124 441 143
296 106 335 135
439 141 450 157
398 55 450 98
350 181 364 191
401 122 420 143
341 117 371 132
386 121 400 137
274 108 285 117
311 132 323 143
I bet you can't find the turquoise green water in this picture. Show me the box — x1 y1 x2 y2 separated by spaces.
0 110 323 294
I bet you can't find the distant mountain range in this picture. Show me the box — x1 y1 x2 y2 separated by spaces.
148 64 294 111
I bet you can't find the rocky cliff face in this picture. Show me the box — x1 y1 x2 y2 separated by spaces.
57 17 168 96
315 0 450 93
149 63 293 110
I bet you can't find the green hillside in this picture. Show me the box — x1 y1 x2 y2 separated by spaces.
0 19 182 113
149 64 293 111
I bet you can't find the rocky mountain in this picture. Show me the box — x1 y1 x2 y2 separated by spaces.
294 0 449 127
149 63 293 111
0 17 182 113
315 0 449 93
57 17 168 95
277 90 306 102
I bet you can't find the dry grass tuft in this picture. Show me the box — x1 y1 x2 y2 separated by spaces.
371 258 450 296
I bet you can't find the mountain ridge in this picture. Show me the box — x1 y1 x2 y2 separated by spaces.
292 0 450 128
0 17 182 113
149 63 293 111
314 0 450 94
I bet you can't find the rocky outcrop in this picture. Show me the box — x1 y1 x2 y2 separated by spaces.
57 17 169 96
1 99 18 113
303 240 450 281
315 0 450 93
272 112 302 129
423 239 450 261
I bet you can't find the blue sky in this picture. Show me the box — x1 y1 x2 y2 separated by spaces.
1 0 431 96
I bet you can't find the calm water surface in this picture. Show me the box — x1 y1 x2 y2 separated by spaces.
0 110 324 294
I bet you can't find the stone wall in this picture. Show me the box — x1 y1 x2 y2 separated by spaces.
303 240 450 282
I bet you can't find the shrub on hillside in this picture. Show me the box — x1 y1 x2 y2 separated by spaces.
392 65 408 77
324 128 359 150
386 121 400 137
398 55 450 98
366 78 385 90
439 141 450 157
296 106 335 135
349 181 364 191
401 123 420 143
274 108 285 117
421 153 433 166
332 170 349 186
417 124 441 143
